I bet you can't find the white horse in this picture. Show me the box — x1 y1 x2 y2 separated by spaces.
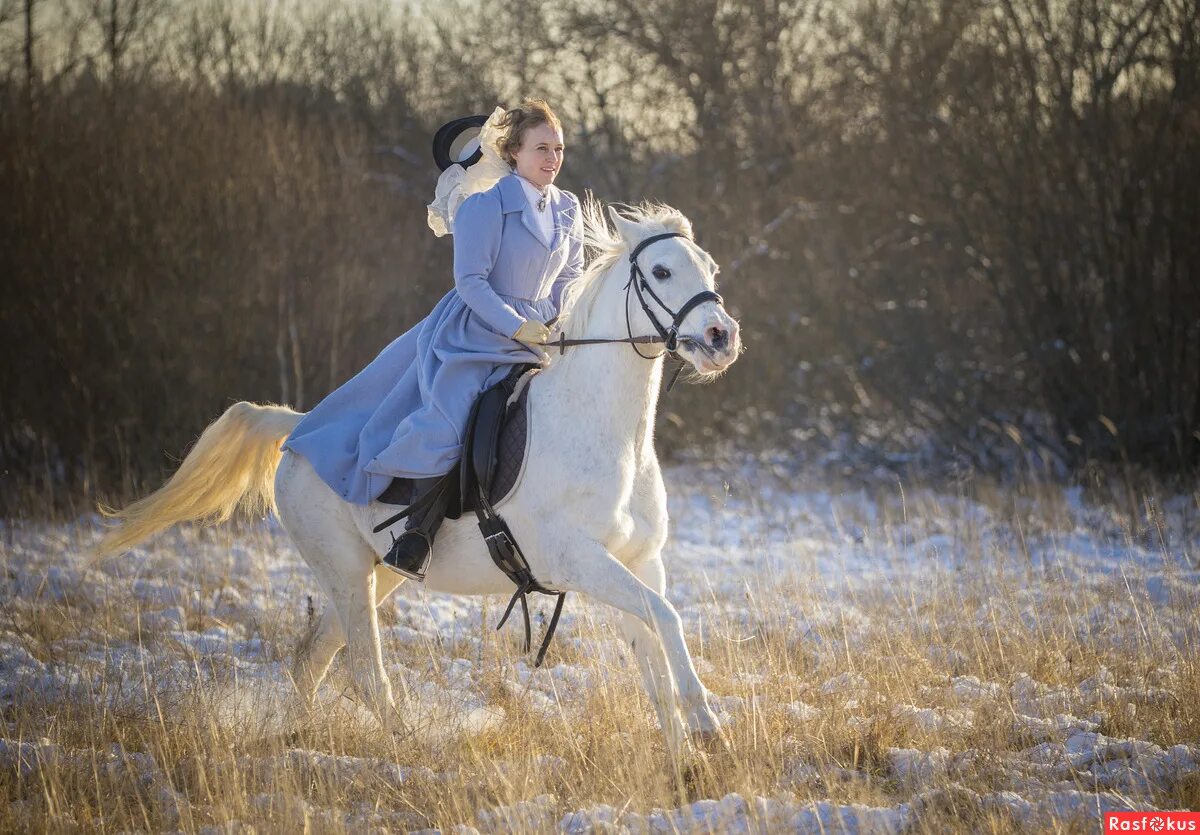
96 198 742 761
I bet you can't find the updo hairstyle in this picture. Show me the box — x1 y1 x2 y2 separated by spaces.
494 99 562 167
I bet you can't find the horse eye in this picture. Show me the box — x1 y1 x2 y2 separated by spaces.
652 266 671 280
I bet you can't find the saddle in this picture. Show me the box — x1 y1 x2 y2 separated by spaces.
373 362 566 666
376 362 535 515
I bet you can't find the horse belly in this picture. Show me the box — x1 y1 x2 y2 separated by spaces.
422 516 524 594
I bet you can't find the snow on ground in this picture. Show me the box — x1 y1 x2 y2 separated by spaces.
1 455 1197 832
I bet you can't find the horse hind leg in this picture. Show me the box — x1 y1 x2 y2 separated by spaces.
290 568 408 720
332 563 403 725
293 605 345 707
291 568 408 707
275 453 404 730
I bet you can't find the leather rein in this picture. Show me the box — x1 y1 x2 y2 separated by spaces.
546 232 723 390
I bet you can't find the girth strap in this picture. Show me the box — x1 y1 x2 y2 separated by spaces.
472 476 565 667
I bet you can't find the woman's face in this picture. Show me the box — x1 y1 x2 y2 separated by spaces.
512 122 564 189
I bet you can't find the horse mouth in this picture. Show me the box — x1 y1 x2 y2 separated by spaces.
678 337 736 374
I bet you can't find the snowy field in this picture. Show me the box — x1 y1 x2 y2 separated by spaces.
2 457 1198 833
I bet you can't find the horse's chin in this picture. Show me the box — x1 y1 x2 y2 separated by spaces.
681 348 735 381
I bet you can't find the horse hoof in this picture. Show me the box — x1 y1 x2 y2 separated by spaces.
691 726 730 755
679 749 713 798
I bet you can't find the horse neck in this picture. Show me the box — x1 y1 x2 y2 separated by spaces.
538 284 665 448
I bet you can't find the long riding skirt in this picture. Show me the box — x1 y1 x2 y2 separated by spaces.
282 288 552 505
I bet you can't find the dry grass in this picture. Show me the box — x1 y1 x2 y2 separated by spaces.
1 470 1197 832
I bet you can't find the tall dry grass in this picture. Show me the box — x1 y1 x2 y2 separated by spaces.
3 0 1198 513
2 471 1196 832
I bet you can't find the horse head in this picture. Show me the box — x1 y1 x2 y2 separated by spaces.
560 197 742 379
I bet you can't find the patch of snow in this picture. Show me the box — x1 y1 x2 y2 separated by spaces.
821 672 870 695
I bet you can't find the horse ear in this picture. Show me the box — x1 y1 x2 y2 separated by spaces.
607 205 642 246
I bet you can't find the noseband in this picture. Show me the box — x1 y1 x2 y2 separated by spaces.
550 232 724 388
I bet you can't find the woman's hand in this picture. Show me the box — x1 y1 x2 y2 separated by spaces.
511 319 551 363
511 319 551 345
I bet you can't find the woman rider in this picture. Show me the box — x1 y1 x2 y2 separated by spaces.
282 99 584 581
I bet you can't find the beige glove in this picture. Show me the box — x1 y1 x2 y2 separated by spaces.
511 319 551 345
511 318 551 363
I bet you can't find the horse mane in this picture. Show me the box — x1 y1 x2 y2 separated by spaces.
559 194 695 338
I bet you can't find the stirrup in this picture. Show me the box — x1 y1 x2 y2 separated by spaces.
379 474 450 581
381 529 433 581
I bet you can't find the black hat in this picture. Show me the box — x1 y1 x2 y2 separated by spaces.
432 114 490 171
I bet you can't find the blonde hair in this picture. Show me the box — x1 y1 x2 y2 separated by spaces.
495 99 562 166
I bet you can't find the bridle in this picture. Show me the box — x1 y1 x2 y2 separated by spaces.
548 232 724 388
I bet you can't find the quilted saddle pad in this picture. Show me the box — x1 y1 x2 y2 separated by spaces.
379 368 534 510
488 370 533 506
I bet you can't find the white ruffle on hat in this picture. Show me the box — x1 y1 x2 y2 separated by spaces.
427 106 512 237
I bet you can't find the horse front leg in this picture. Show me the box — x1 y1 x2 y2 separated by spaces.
616 571 690 759
552 540 721 755
622 552 722 743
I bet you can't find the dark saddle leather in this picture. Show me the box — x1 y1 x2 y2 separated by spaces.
372 360 565 668
378 362 537 516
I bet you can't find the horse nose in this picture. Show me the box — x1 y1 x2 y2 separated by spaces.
709 315 742 352
707 325 728 352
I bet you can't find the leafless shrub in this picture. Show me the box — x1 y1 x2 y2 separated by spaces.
1 0 1196 508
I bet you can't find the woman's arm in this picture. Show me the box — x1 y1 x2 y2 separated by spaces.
453 191 527 337
549 196 584 314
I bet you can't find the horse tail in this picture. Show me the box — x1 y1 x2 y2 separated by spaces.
94 401 304 559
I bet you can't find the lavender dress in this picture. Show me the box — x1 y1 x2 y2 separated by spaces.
282 173 583 504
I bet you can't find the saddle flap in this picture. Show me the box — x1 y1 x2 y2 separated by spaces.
456 362 536 512
467 383 510 498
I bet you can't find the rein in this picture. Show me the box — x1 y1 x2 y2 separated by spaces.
547 232 723 391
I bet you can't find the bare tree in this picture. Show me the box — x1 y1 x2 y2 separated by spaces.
88 0 164 85
22 0 36 117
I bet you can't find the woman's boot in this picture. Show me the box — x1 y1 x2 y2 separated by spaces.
382 475 451 581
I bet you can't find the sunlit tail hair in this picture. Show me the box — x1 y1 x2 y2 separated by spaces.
94 401 303 559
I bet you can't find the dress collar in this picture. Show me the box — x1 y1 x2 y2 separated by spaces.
516 175 551 211
496 173 572 250
498 172 560 214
